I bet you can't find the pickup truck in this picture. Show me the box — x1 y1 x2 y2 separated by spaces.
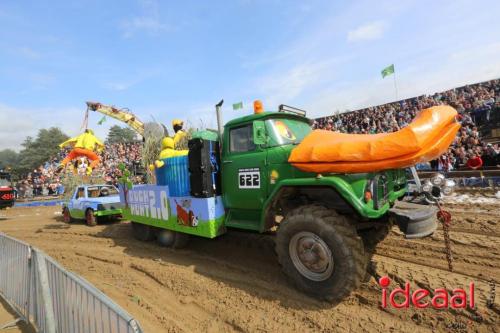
62 184 123 226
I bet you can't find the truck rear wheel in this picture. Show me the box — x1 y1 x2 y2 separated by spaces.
131 222 155 241
276 204 365 305
172 232 190 249
156 229 190 248
157 229 176 247
85 209 97 226
62 207 73 223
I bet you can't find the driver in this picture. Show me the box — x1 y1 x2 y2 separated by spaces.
99 187 110 197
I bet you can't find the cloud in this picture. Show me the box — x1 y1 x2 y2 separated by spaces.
103 81 135 92
255 61 334 106
29 73 56 89
0 105 36 150
14 46 41 59
347 21 386 42
0 104 94 151
120 16 171 38
306 41 500 118
100 67 162 91
119 0 171 38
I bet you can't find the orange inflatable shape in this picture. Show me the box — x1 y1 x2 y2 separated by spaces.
289 105 460 173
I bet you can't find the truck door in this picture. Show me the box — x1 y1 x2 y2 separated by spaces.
222 123 268 213
71 187 86 214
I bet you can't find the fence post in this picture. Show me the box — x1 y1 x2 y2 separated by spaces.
26 247 32 322
35 252 56 333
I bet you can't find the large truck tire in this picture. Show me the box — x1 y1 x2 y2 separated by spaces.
172 232 190 249
132 222 155 241
157 229 176 247
276 204 366 305
157 229 190 248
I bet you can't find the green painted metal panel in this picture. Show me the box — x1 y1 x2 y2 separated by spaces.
120 185 226 239
94 209 122 217
123 207 225 238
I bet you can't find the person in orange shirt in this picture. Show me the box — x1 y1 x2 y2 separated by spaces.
57 129 104 175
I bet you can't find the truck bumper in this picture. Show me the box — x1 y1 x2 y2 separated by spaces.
0 200 14 209
389 201 437 239
94 209 123 217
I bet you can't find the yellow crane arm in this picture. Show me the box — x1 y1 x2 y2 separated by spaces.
86 101 145 136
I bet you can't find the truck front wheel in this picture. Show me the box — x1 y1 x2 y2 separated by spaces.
85 209 97 226
276 204 366 304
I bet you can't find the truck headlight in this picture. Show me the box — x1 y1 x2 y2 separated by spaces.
442 179 456 195
430 173 445 186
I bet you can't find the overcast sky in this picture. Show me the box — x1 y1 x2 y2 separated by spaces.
1 0 499 150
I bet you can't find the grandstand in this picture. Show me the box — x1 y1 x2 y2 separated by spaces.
314 79 500 171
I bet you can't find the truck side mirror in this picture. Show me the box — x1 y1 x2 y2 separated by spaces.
253 120 267 145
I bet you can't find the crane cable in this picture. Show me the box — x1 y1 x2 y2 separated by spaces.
81 106 90 131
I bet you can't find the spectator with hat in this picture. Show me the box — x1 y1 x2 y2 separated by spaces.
172 119 187 149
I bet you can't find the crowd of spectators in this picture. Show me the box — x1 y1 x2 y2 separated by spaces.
14 153 66 199
97 142 143 185
14 142 145 199
313 79 500 171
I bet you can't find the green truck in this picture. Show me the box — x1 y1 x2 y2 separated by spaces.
120 103 439 304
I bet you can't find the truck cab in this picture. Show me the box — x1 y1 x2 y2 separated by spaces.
0 172 15 209
222 111 312 229
221 107 408 233
219 105 441 303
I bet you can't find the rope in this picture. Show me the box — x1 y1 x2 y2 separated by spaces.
80 107 89 131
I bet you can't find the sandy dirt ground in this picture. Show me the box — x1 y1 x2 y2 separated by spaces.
0 200 498 333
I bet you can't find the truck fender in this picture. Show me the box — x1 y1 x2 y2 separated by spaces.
260 178 364 232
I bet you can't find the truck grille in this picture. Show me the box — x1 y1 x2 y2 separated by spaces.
372 174 388 210
98 203 123 211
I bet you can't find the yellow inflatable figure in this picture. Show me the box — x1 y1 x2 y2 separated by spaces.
58 129 104 175
172 119 187 149
149 137 188 171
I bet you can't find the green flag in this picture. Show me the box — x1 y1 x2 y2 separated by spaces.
97 116 106 125
232 102 243 110
381 64 395 78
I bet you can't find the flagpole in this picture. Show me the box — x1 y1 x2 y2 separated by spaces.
392 65 399 101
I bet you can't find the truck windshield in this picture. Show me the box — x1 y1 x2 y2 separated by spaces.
0 174 11 187
87 186 118 198
265 118 311 146
0 179 10 187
